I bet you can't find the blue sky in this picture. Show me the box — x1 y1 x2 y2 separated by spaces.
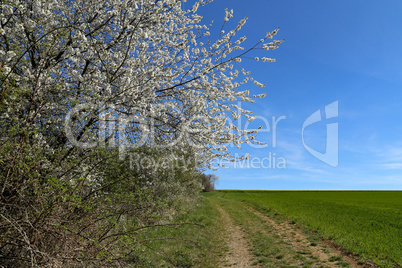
191 0 402 190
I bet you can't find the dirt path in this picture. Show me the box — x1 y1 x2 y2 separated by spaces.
216 205 256 267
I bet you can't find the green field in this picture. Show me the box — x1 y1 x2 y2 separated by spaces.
217 190 402 267
118 191 401 267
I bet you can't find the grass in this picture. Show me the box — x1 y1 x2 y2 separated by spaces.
131 194 225 267
218 190 402 267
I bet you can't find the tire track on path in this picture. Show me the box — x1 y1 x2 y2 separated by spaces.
215 205 256 267
245 205 375 268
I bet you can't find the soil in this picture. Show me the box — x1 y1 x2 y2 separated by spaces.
216 205 256 267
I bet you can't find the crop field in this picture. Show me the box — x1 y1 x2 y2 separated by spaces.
218 190 402 267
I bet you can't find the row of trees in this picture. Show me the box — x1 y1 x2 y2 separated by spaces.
0 0 281 266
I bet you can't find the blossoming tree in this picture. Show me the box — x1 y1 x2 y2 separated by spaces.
0 0 282 265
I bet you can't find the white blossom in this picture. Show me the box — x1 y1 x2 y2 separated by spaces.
0 0 282 165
